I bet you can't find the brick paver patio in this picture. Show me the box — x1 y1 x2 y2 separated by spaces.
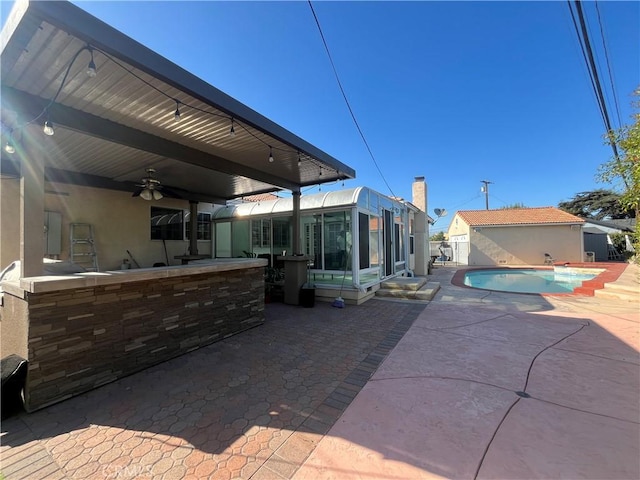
1 299 424 479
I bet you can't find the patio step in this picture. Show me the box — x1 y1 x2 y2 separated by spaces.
593 283 639 302
376 277 440 301
593 264 639 302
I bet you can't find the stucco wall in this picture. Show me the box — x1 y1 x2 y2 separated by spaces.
447 214 470 238
469 225 583 265
0 292 29 359
0 178 21 270
38 182 217 271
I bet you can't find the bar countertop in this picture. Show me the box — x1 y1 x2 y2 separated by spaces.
1 258 268 296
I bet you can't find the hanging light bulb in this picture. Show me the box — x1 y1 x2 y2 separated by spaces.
297 152 301 167
4 139 15 154
318 168 323 177
174 101 181 122
4 131 15 153
268 146 274 163
229 118 236 137
140 188 153 201
86 48 97 77
43 117 54 136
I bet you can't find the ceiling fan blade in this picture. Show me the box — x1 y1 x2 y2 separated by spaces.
132 188 143 197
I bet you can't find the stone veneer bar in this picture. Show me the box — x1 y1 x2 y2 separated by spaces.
0 259 267 411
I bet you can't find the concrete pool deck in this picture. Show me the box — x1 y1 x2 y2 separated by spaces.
1 263 638 479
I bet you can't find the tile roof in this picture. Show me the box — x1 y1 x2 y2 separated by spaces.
457 207 585 227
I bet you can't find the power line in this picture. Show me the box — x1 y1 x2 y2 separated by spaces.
567 1 607 131
567 0 626 189
594 0 623 130
307 1 397 199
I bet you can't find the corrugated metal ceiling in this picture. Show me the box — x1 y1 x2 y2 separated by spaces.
0 0 355 202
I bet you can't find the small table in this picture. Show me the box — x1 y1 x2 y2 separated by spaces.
277 255 311 305
174 255 210 265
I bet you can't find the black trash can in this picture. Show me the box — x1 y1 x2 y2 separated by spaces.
300 284 316 308
1 354 28 419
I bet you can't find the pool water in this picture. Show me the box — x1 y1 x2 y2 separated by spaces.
463 268 598 294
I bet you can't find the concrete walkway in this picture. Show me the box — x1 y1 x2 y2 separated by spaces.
294 264 639 479
1 263 638 479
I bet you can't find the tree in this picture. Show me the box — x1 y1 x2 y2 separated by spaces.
558 189 631 219
499 203 527 209
598 88 640 259
430 231 445 241
598 106 639 217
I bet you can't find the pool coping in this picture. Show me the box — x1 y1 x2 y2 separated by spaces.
450 262 629 297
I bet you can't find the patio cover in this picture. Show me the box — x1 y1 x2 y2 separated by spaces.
0 0 355 203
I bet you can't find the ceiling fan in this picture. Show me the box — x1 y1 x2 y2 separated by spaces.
132 168 180 200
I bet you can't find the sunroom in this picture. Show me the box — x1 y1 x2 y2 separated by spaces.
213 186 421 304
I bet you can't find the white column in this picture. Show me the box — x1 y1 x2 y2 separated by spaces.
20 132 45 277
292 189 301 255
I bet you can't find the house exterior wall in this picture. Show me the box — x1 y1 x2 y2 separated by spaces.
2 182 218 271
469 225 583 265
0 178 21 270
447 214 471 238
1 265 265 411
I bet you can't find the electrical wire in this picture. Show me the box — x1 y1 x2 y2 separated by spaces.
594 0 623 130
567 1 607 131
567 0 626 188
5 43 341 179
307 1 397 199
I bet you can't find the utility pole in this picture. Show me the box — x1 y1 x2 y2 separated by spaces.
480 180 492 210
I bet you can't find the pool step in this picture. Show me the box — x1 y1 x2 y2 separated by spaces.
376 277 440 301
592 278 639 302
574 263 638 301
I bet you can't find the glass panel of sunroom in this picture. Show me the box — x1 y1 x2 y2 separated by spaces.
301 214 322 269
323 211 351 271
232 220 250 257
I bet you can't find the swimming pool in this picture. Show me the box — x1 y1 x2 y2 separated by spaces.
463 268 600 294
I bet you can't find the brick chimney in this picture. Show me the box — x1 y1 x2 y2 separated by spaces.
411 176 429 275
412 176 427 212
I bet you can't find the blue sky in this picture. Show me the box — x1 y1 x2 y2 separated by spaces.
1 1 638 232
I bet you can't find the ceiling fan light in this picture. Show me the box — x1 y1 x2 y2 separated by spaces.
140 188 153 201
152 189 163 200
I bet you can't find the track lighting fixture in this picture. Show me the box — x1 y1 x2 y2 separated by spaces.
229 118 236 137
86 47 97 77
43 117 54 136
268 146 274 163
174 101 181 122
